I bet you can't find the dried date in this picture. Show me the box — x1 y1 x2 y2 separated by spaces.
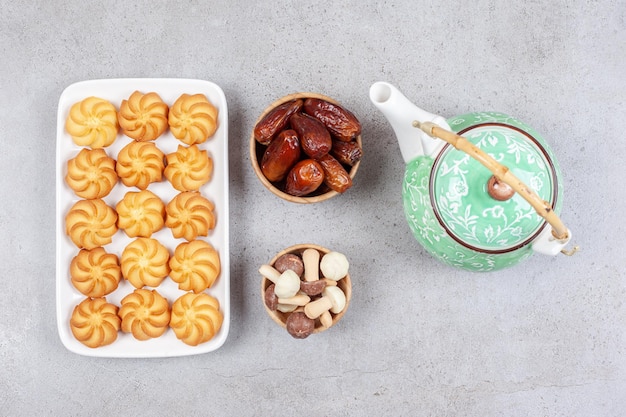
254 99 303 145
261 129 301 182
284 159 324 196
303 98 361 142
289 112 332 159
331 140 362 166
317 153 352 193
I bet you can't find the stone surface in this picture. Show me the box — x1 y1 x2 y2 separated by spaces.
1 1 625 415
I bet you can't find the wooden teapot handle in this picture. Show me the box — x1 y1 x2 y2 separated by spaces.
414 121 570 241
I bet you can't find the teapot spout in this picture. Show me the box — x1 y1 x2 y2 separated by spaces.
369 82 451 163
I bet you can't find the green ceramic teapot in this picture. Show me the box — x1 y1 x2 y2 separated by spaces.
369 82 575 272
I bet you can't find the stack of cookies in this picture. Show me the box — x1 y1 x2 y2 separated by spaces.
63 91 223 348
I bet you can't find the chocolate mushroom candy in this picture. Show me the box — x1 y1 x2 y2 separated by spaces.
281 293 310 306
260 264 301 298
273 253 304 278
300 279 327 296
303 286 347 320
286 311 315 339
259 264 282 284
264 284 279 310
274 269 301 299
277 304 298 313
298 248 325 296
319 251 349 281
319 311 333 329
264 284 311 312
302 248 321 282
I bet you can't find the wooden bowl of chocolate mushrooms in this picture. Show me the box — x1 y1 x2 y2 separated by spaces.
250 93 363 203
259 244 352 338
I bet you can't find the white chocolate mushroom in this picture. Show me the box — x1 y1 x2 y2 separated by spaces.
304 286 346 319
302 248 320 282
274 269 301 299
276 304 298 313
320 251 349 281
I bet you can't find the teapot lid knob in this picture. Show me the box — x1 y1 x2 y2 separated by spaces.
487 176 515 201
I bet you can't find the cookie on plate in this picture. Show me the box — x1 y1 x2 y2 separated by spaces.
169 240 220 293
70 297 121 348
121 237 170 288
65 148 118 199
119 288 171 341
116 190 165 238
165 191 216 241
116 141 165 190
118 91 168 141
168 93 218 145
164 144 213 192
70 247 121 297
65 199 118 249
170 292 223 346
65 97 119 148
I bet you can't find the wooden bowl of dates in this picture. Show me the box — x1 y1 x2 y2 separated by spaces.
260 244 352 338
250 93 363 203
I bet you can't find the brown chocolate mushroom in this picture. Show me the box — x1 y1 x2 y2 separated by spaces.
286 311 315 339
264 284 278 311
300 279 326 296
274 253 304 277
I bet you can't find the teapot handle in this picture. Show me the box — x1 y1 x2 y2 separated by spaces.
414 121 574 250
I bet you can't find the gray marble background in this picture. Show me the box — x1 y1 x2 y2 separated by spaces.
1 1 625 415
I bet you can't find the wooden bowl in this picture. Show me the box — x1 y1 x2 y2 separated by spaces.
261 244 352 336
250 93 362 204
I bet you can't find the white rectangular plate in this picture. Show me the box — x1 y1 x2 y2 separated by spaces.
56 78 230 357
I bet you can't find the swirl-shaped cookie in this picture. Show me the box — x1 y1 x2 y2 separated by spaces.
121 237 170 288
119 288 171 340
70 297 120 348
65 148 118 199
169 240 221 293
65 199 118 249
118 91 168 141
165 192 216 241
164 144 213 192
70 248 121 297
168 93 218 145
65 97 119 148
116 141 165 190
170 292 223 346
116 190 165 238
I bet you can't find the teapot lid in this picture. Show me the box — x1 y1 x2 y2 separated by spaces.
430 115 561 253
